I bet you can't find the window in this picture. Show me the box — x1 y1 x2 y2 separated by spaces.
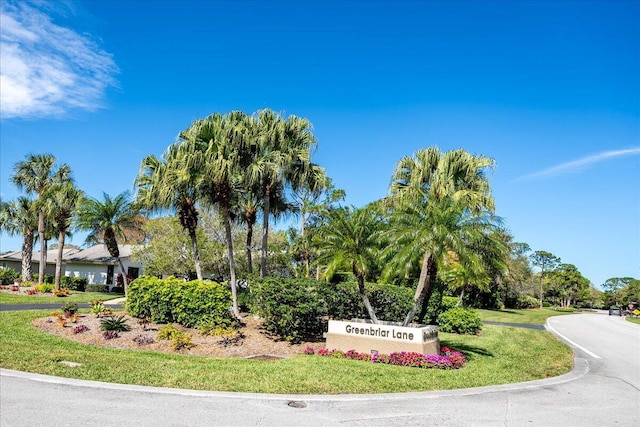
127 267 140 280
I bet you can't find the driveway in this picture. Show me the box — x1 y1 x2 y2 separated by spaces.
1 312 638 426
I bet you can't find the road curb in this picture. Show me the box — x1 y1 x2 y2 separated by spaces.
0 357 588 402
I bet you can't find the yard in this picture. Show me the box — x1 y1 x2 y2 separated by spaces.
0 307 575 394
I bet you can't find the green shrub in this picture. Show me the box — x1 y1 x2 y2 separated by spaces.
553 306 576 312
0 268 19 285
437 307 482 335
61 302 78 315
33 273 54 284
441 296 459 311
60 276 87 292
86 284 109 293
35 283 54 293
250 278 416 342
170 332 194 350
157 324 194 350
127 276 235 328
157 324 180 340
251 277 328 342
516 295 540 309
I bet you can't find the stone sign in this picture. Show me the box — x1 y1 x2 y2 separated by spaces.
325 319 440 355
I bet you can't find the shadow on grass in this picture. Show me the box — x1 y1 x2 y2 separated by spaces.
441 341 493 361
484 309 522 315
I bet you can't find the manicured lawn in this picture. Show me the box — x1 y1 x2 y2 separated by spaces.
625 317 640 325
0 310 573 394
477 308 579 325
0 291 121 305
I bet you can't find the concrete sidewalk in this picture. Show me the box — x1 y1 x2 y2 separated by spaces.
103 297 126 306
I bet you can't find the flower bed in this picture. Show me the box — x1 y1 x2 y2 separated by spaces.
304 346 466 369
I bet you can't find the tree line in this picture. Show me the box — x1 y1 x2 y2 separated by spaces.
1 108 629 320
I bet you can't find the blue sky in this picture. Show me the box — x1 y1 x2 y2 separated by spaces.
1 0 638 288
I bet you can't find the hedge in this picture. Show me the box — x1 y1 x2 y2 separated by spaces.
126 276 235 329
86 284 109 293
60 276 87 292
249 278 416 342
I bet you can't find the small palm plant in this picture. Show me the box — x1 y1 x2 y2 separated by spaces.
100 315 131 333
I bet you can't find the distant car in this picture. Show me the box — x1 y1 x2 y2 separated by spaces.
609 306 622 316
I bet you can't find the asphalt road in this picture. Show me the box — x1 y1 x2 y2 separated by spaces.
1 312 639 426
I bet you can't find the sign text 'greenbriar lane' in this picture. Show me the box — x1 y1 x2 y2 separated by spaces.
345 324 415 341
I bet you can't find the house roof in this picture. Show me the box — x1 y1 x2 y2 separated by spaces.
0 248 80 264
65 244 134 264
0 244 134 265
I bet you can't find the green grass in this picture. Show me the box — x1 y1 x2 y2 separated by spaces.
0 310 573 394
476 308 579 325
0 291 121 305
625 317 640 325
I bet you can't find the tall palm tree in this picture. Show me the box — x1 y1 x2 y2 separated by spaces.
0 197 39 281
135 142 205 280
11 154 72 284
75 192 143 295
390 147 495 213
314 206 382 323
181 111 252 317
47 183 83 290
387 147 497 325
248 109 320 278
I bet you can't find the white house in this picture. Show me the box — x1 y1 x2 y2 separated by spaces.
0 244 142 290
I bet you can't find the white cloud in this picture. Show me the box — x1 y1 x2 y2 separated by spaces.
0 1 118 119
514 148 640 182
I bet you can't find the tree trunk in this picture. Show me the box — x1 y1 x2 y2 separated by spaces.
246 220 254 275
54 230 65 291
222 202 240 318
260 188 271 278
416 256 439 324
38 211 45 284
301 215 310 278
539 270 544 309
189 229 203 281
356 272 378 324
304 254 310 278
457 289 465 307
21 231 34 282
117 257 129 296
403 253 436 326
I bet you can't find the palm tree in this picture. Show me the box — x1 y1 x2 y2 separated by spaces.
11 154 72 284
47 183 83 290
0 197 39 281
248 109 320 278
75 192 143 295
385 197 503 325
135 142 204 280
181 111 252 317
390 147 495 213
314 206 382 323
387 147 497 325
